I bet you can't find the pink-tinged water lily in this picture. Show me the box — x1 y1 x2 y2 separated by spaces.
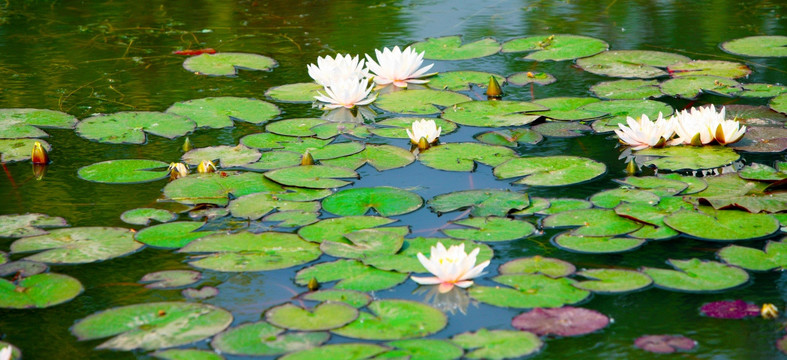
307 53 369 87
406 119 441 148
713 118 747 145
411 242 490 293
0 346 11 360
670 105 723 146
365 46 435 87
614 113 675 150
314 77 377 109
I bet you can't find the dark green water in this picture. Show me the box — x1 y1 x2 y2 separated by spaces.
0 0 786 359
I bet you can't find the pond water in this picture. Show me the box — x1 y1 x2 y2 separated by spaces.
1 0 787 359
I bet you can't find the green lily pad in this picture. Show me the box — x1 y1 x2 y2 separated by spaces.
613 197 692 240
494 156 606 186
590 188 660 208
420 142 516 171
427 71 505 91
498 256 576 277
469 274 590 308
0 213 68 238
295 259 408 292
740 83 787 98
441 100 545 127
78 159 169 184
0 260 47 277
552 233 646 253
694 189 787 213
507 71 556 86
731 126 787 153
428 189 530 217
634 146 740 171
573 269 652 293
532 97 604 121
179 231 321 272
474 128 543 147
76 111 195 144
240 151 303 171
659 75 741 99
0 273 83 309
71 302 233 351
266 302 358 331
134 221 215 248
657 173 708 194
264 211 320 228
590 80 663 100
280 343 389 360
120 208 177 226
166 97 280 129
664 209 779 241
183 52 276 76
332 299 446 340
301 289 372 308
11 227 142 264
443 216 535 242
0 138 51 162
265 165 358 189
211 321 329 356
321 187 422 217
771 93 787 114
613 176 689 197
321 229 404 259
228 192 319 220
163 172 284 206
501 34 608 61
182 286 218 300
266 118 369 139
585 99 675 133
297 216 406 244
642 258 749 292
542 209 642 237
668 60 751 78
152 349 224 360
0 108 77 139
722 35 787 57
576 50 691 78
382 339 464 360
140 270 201 289
369 117 457 139
688 173 761 198
532 121 591 137
265 82 324 103
321 144 415 171
362 237 493 273
182 145 261 168
512 197 592 216
374 89 471 115
452 329 542 360
412 36 500 60
718 239 787 271
739 162 787 181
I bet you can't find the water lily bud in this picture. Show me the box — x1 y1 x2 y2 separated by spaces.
32 163 47 180
301 150 315 166
526 72 535 78
197 160 217 174
182 137 193 152
168 162 190 180
417 137 430 150
761 303 778 319
307 277 319 291
31 141 49 164
626 159 638 175
486 76 503 99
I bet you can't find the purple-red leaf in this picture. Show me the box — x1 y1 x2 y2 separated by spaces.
700 300 760 319
635 335 696 353
511 306 609 336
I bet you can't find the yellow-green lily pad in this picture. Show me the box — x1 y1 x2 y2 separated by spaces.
420 142 516 172
321 187 422 217
428 71 505 91
183 52 276 76
332 299 446 340
266 82 323 103
374 89 471 115
452 329 542 360
167 96 280 128
642 258 749 292
573 269 652 293
76 111 195 144
552 233 646 253
428 189 530 217
664 208 779 241
590 79 663 100
498 256 576 277
295 259 408 292
443 216 535 242
722 35 787 57
279 343 389 360
576 50 690 78
265 165 358 189
210 321 329 356
0 213 68 238
0 108 77 139
441 100 545 127
412 36 500 60
542 208 642 236
502 34 608 61
11 227 143 264
718 239 787 271
134 222 218 249
78 159 169 184
266 302 358 331
494 155 606 186
469 274 590 308
0 273 83 309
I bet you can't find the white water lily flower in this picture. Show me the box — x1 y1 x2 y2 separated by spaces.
406 119 442 145
411 242 490 293
314 77 377 109
614 113 675 150
0 346 11 360
365 46 435 87
670 105 724 146
307 53 369 87
713 118 747 145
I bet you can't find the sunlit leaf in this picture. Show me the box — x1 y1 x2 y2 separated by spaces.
183 52 276 76
502 34 608 61
76 112 195 144
167 97 280 128
412 36 500 60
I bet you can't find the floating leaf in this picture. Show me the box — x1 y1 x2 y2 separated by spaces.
700 299 760 319
731 126 787 153
163 172 284 206
369 117 457 139
542 209 642 236
228 193 319 220
0 260 48 277
0 273 83 309
240 133 331 153
279 343 389 360
613 197 692 240
135 222 218 249
0 213 68 238
298 216 405 244
382 339 464 360
668 60 751 78
427 71 505 91
295 259 408 292
576 50 690 78
183 52 276 76
0 108 77 139
72 302 233 351
739 83 787 98
694 190 787 213
412 36 500 60
167 97 280 128
721 35 787 57
182 145 261 168
590 188 660 208
441 100 545 127
573 269 652 293
635 335 696 354
0 138 51 163
512 306 609 336
76 112 194 144
321 144 415 171
420 143 516 171
264 210 320 228
585 99 675 133
301 289 372 308
78 159 169 184
266 118 371 139
589 80 663 100
739 162 787 181
474 128 543 147
321 229 403 259
498 256 576 277
532 97 604 121
634 145 740 171
657 173 708 194
11 227 142 264
643 258 749 292
182 286 218 300
664 209 779 241
332 300 446 340
613 176 689 197
152 349 224 360
374 89 470 115
660 75 741 99
120 208 177 226
211 321 329 356
718 239 787 271
507 71 556 86
321 187 422 217
513 198 592 216
266 302 358 331
470 274 590 308
363 237 493 273
451 329 542 360
501 34 608 61
532 121 591 137
265 82 323 103
552 233 645 254
240 151 302 171
140 270 201 289
771 93 787 114
265 165 358 189
494 156 606 186
443 217 535 242
428 189 529 217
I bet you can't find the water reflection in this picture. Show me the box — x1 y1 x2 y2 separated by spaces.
414 285 477 315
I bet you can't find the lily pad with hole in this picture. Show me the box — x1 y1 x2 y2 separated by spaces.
374 89 471 115
266 82 324 103
332 299 446 340
428 189 529 217
512 306 609 336
295 259 408 292
474 128 543 147
179 231 320 272
71 302 233 351
76 111 195 144
120 208 177 226
163 172 284 206
590 188 660 208
451 329 542 360
321 144 415 171
362 237 493 273
0 138 51 162
470 274 590 308
573 269 652 293
382 339 464 360
321 187 422 217
507 71 556 86
183 52 276 76
664 209 779 241
576 50 691 78
532 121 591 137
440 100 545 127
700 300 760 319
11 227 142 264
552 233 646 253
494 156 606 187
590 80 663 100
420 142 516 172
301 289 372 308
718 239 787 271
412 36 500 60
134 222 218 249
0 273 83 309
0 108 78 139
320 229 404 259
140 270 201 289
501 34 608 61
77 159 169 184
264 165 358 189
721 35 787 57
228 193 319 220
280 343 389 360
167 97 280 129
586 99 675 133
443 217 535 242
152 349 224 360
182 145 261 168
635 145 740 171
731 126 787 153
297 216 406 244
542 208 642 237
498 256 575 277
369 117 457 139
643 258 749 292
211 321 329 356
668 60 751 78
0 213 68 238
532 97 604 121
266 302 358 331
635 335 696 354
659 75 741 99
428 71 504 91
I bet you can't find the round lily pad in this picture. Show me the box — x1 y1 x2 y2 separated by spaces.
0 138 51 162
513 306 609 336
265 165 358 189
383 339 464 360
634 146 740 171
362 237 493 274
11 227 143 264
322 187 422 217
211 321 329 356
0 272 83 309
228 192 319 220
152 349 224 360
451 329 542 360
667 60 751 78
121 208 177 226
266 82 323 103
494 156 606 186
718 239 787 271
443 216 535 242
643 258 749 292
552 233 645 254
183 52 276 76
721 35 787 57
412 36 500 60
542 209 642 237
501 34 608 61
420 143 516 171
266 302 358 331
507 71 556 86
635 335 696 354
279 343 389 360
659 75 741 99
241 133 331 153
498 256 576 277
301 289 372 308
140 270 201 289
428 71 505 91
441 100 545 127
76 111 195 144
374 89 471 115
664 209 779 241
0 260 48 277
241 151 302 171
532 121 591 137
297 216 405 244
163 171 284 206
320 229 404 259
71 302 233 351
321 144 415 171
78 159 169 184
470 274 590 308
0 108 77 139
134 221 218 249
532 97 604 121
739 83 787 98
573 269 652 293
0 213 68 238
590 79 663 100
266 118 326 137
295 259 408 292
474 128 543 147
332 299 446 340
590 188 660 208
182 145 261 168
700 299 760 319
585 99 675 133
576 50 691 78
614 176 689 197
428 189 530 217
166 97 280 129
513 197 591 216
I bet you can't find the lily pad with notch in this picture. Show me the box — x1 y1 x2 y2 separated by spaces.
718 239 787 271
590 188 660 208
659 75 741 99
576 50 691 78
634 145 740 171
501 34 608 61
507 71 556 86
134 222 219 249
0 108 78 139
643 258 749 292
532 121 591 137
0 213 68 238
443 216 535 242
542 208 642 237
614 197 693 240
613 176 689 197
469 274 590 308
667 60 751 79
498 256 576 277
265 82 323 103
573 269 652 293
332 299 446 340
163 172 285 206
76 111 195 144
240 151 302 171
166 97 280 129
295 259 408 292
183 52 276 76
240 133 331 153
320 229 404 259
451 329 542 360
78 159 169 184
297 216 407 244
382 339 464 360
589 79 663 100
531 97 604 121
664 208 779 241
420 142 516 172
121 208 177 226
321 144 415 171
321 187 422 217
266 302 358 331
427 71 505 91
412 36 501 60
0 272 83 309
182 145 261 168
441 100 545 127
585 99 675 133
264 165 358 189
474 128 543 147
228 192 320 220
512 306 609 336
552 233 646 254
374 89 471 115
657 173 708 194
301 289 372 308
739 83 787 98
428 189 530 217
721 35 787 57
210 321 329 356
11 227 143 264
494 156 606 186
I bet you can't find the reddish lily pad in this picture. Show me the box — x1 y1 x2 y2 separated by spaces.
470 274 590 308
731 126 787 153
700 300 760 319
512 306 610 336
634 335 696 354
